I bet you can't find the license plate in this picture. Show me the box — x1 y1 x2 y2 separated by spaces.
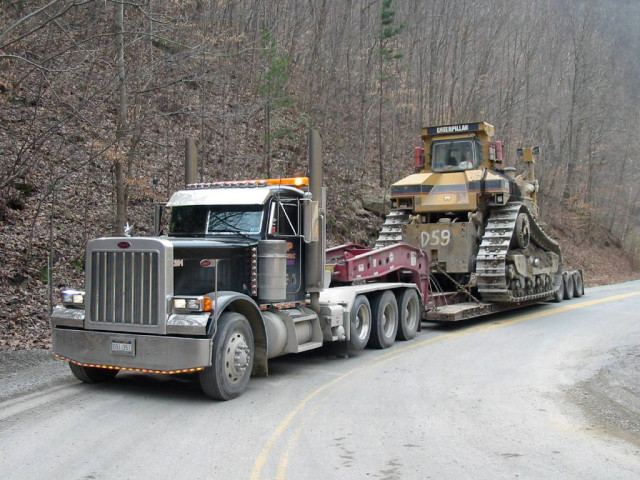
111 338 135 356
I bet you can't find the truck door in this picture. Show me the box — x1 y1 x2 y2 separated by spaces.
267 197 304 302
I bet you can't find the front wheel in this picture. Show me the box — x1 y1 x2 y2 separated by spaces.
368 290 398 349
396 289 420 341
199 312 254 400
69 363 118 383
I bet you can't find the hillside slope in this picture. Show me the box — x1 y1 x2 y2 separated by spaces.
1 1 638 350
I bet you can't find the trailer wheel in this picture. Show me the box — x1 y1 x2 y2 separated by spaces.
573 272 584 298
369 291 398 349
200 312 254 401
553 275 564 303
69 363 118 383
349 295 372 350
396 289 420 341
563 273 575 300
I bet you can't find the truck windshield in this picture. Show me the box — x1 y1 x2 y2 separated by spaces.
170 205 264 236
431 139 477 172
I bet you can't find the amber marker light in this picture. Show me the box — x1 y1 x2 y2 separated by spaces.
264 177 309 187
54 354 204 375
203 297 213 312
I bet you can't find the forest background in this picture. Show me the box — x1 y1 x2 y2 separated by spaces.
1 0 639 349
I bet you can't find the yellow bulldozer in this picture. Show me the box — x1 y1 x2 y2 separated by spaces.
376 122 570 305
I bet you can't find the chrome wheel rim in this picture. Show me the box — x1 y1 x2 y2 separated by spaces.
355 304 371 341
382 303 396 338
404 296 419 332
224 332 250 384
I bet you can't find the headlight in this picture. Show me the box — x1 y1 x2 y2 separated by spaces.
172 296 212 313
61 289 85 308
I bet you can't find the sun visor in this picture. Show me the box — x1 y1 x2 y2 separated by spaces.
167 187 272 207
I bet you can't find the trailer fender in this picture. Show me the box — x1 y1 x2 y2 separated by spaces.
206 291 268 377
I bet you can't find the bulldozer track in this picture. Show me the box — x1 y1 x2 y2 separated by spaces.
374 209 411 248
476 202 562 303
376 203 562 304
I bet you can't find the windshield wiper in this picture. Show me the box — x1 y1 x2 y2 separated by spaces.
208 215 255 241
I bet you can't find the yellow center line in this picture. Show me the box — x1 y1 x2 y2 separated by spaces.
250 370 358 480
275 424 304 480
251 289 640 479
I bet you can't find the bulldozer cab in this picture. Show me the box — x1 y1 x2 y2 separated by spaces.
421 122 496 173
431 137 481 172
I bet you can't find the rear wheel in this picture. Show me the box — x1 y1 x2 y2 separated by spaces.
200 312 254 400
69 363 118 383
573 273 584 297
349 295 372 350
396 289 420 341
563 274 575 300
368 290 398 349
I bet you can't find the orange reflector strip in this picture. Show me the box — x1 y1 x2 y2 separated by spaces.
54 354 205 375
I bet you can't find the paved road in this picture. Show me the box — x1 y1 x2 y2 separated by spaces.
1 281 639 479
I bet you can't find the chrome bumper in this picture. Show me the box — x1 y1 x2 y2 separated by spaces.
52 328 212 371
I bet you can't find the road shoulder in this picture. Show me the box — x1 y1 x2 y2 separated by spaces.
0 348 74 402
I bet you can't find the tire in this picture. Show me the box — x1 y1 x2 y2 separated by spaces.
349 295 372 350
514 213 531 249
199 312 254 400
368 290 398 349
396 289 420 341
553 275 564 303
563 273 575 300
573 273 584 297
69 363 118 383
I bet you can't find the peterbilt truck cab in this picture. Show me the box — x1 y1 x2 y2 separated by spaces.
51 177 330 400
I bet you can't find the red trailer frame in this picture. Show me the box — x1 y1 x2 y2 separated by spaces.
326 243 429 305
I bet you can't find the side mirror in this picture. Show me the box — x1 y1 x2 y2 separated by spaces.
303 200 319 243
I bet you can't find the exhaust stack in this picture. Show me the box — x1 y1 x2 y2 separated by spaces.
305 130 326 312
185 138 198 185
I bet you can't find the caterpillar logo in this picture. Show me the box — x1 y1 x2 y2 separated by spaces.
425 122 481 136
436 124 469 134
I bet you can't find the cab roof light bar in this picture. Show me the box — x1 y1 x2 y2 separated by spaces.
186 177 309 190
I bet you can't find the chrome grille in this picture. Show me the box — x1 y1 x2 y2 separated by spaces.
89 250 159 325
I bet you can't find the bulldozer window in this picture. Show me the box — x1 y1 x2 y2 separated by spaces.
431 139 478 172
